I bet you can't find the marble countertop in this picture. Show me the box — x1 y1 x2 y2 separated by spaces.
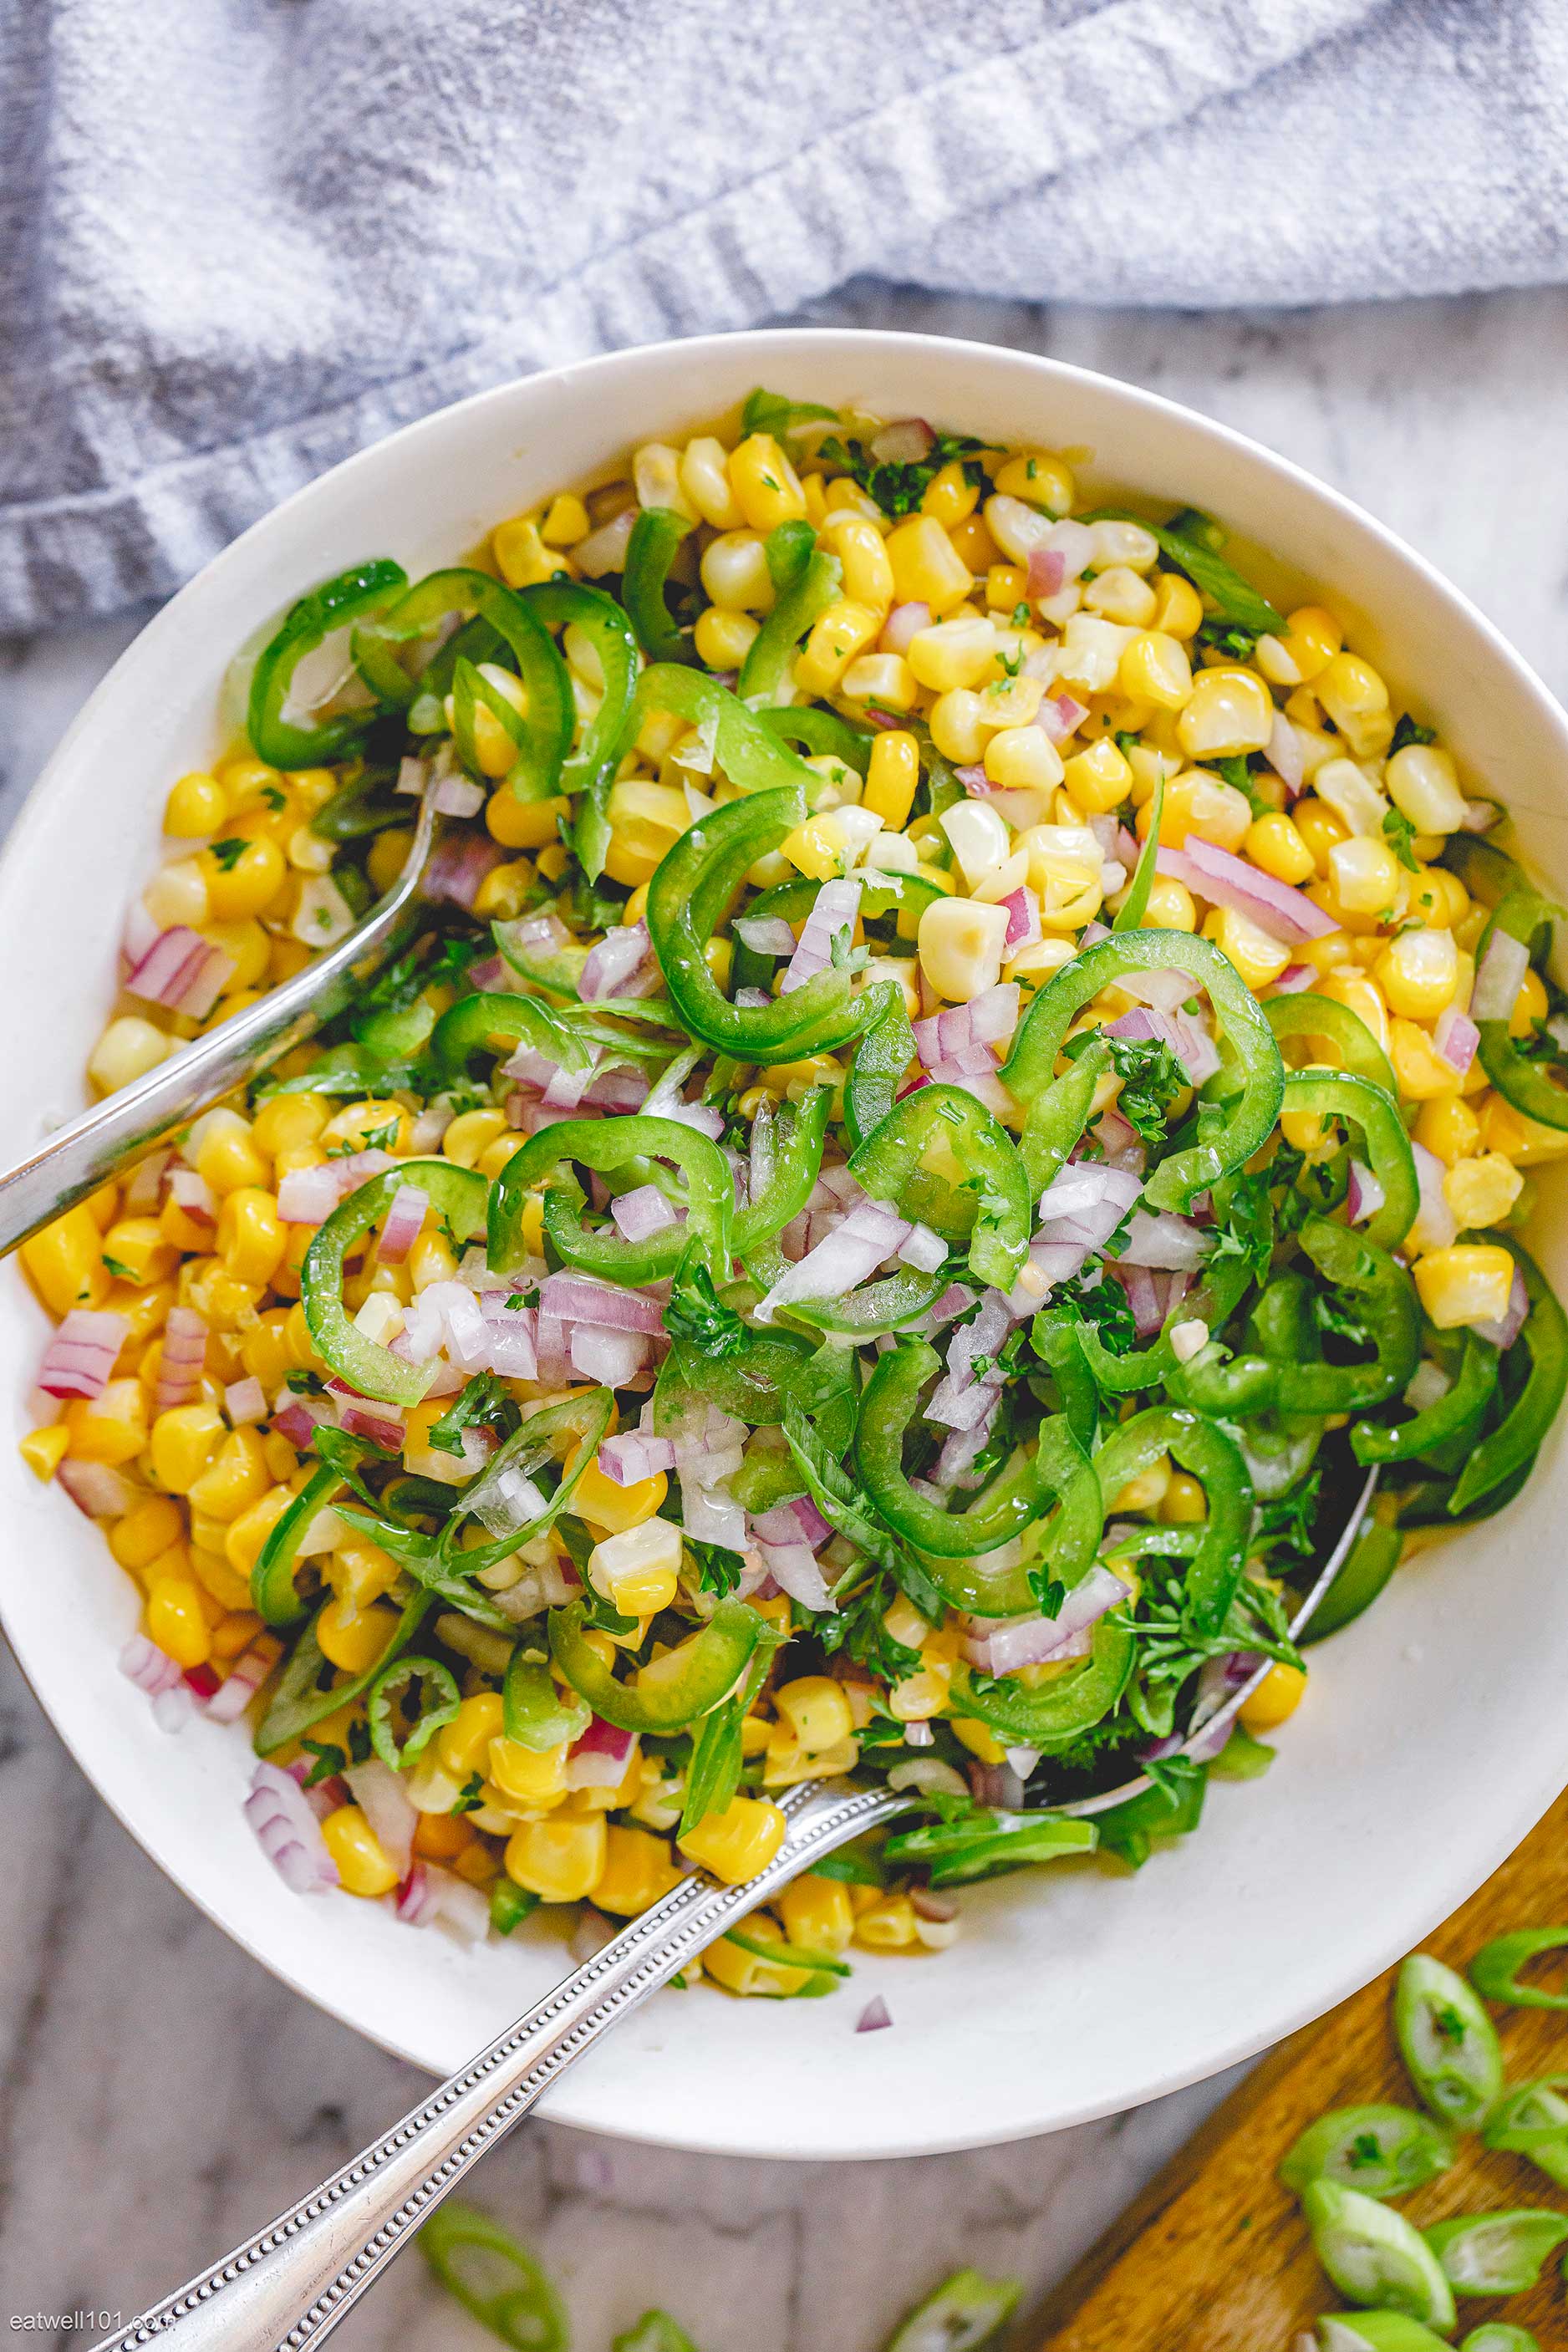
3 282 1567 2351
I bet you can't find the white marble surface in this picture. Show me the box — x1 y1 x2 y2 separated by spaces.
3 283 1568 2349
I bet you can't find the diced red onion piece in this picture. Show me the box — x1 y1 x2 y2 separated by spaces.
567 1716 639 1790
1026 546 1066 598
1405 1358 1453 1413
37 1309 127 1400
1409 1139 1458 1253
1158 838 1337 944
781 876 862 997
897 1222 948 1274
1000 886 1041 952
539 1272 665 1333
756 1540 836 1611
224 1375 267 1425
598 1429 678 1484
1263 712 1304 796
755 1198 911 1321
1472 928 1530 1023
244 1762 340 1895
960 1564 1127 1674
1114 1209 1208 1272
955 763 990 797
1037 693 1088 746
431 774 485 818
125 925 211 1010
735 916 799 958
204 1634 278 1723
277 1163 346 1225
120 1634 185 1697
376 1184 430 1265
1345 1160 1386 1227
581 919 659 1000
272 1397 332 1448
1463 798 1501 833
611 1184 680 1243
570 1324 648 1385
879 601 930 657
1474 1266 1530 1350
573 506 638 578
327 1379 407 1450
1432 1005 1479 1078
152 1306 209 1414
344 1758 417 1875
1272 963 1316 996
856 1995 893 2034
870 418 934 464
423 831 505 912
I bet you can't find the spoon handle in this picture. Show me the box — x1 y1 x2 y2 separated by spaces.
0 792 440 1260
90 1779 904 2352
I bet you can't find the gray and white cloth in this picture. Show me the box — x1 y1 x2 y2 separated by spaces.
2 0 1565 632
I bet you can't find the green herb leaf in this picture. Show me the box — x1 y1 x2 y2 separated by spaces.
430 1372 520 1456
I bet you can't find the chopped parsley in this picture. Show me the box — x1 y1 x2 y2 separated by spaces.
1391 713 1436 754
429 1371 519 1456
1069 1030 1188 1144
101 1255 139 1284
817 429 991 520
299 1738 345 1787
1255 1470 1323 1563
452 1772 486 1816
1382 805 1421 872
1054 1268 1138 1357
663 1258 747 1360
817 1569 920 1683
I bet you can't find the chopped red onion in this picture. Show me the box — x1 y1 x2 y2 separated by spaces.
1000 886 1041 952
1408 1139 1458 1253
499 909 573 960
1105 1003 1220 1088
223 1375 267 1426
37 1309 127 1400
1158 838 1336 943
277 1163 342 1225
1462 798 1501 833
539 1272 665 1333
125 925 234 1020
934 1391 1000 1483
1108 1260 1162 1339
969 1760 1029 1809
611 1184 680 1242
1472 928 1529 1023
735 915 799 958
1345 1160 1386 1227
756 1197 911 1321
879 601 930 657
423 830 505 912
123 1148 172 1216
152 1306 208 1415
203 1634 278 1723
781 876 862 996
954 763 990 797
478 1293 538 1380
272 1397 333 1448
1026 545 1066 598
756 1540 836 1611
1474 1265 1530 1350
855 1995 893 2034
376 1183 430 1265
1272 963 1316 996
326 1380 407 1451
897 1222 948 1274
467 1459 549 1540
344 1758 417 1875
960 1565 1128 1675
395 754 430 797
1432 1005 1479 1078
567 1716 639 1790
431 774 485 818
870 418 934 464
1037 693 1088 746
570 1324 649 1386
120 1633 184 1698
581 919 660 1000
245 1761 340 1895
1405 1358 1453 1413
1114 1209 1208 1272
574 506 638 578
598 1429 678 1484
902 1718 934 1748
1262 711 1304 796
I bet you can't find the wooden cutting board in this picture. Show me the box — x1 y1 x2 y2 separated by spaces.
1033 1789 1568 2350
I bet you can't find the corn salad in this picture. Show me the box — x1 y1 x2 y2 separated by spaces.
20 389 1568 2001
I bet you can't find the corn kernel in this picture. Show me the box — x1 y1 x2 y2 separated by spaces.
603 776 690 888
778 1871 855 1954
693 606 759 670
442 1107 510 1168
992 450 1074 513
1316 652 1392 757
1142 874 1198 932
917 896 1010 1003
573 1459 668 1534
1443 1153 1524 1229
678 1795 787 1884
1062 736 1133 817
840 651 919 712
700 530 776 613
588 1516 681 1616
1391 1016 1460 1103
19 1424 70 1482
146 1576 212 1667
187 1427 270 1523
488 1734 569 1809
1240 1662 1306 1731
189 1108 268 1197
439 1692 507 1781
1327 836 1402 919
1177 667 1275 761
774 1676 855 1754
1152 574 1204 639
863 731 920 832
1201 905 1291 990
983 725 1063 792
884 514 972 613
322 1805 401 1897
1372 928 1459 1021
315 1597 399 1674
224 1484 291 1580
1245 812 1315 886
21 1204 110 1315
486 792 566 851
927 687 989 766
728 434 807 532
164 770 227 837
679 436 744 530
822 513 894 609
492 517 569 589
540 491 590 547
794 599 883 696
506 1810 608 1903
854 1893 921 1950
1138 771 1251 854
1413 1093 1481 1166
1479 1093 1568 1165
1118 630 1193 710
593 1825 682 1916
1414 1243 1515 1329
1256 606 1342 688
907 614 998 693
1085 566 1158 629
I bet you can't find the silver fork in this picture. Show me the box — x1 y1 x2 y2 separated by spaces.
85 1473 1373 2351
0 786 443 1259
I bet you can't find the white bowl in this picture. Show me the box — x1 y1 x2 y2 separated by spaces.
5 328 1567 2163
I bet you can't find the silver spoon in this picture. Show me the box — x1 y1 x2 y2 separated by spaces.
84 1474 1372 2351
0 783 444 1260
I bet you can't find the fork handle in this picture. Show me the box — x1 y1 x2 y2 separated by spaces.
0 795 439 1260
90 1780 905 2352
